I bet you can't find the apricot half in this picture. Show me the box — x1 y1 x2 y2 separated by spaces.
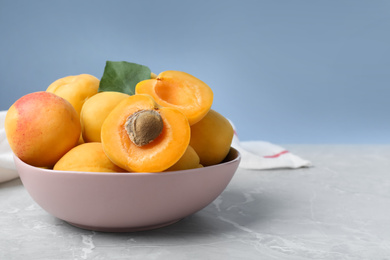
101 94 191 172
5 92 81 167
135 71 213 125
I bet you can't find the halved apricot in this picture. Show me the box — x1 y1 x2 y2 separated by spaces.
135 71 213 125
101 94 191 172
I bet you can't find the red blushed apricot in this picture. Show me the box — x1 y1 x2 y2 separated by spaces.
5 92 81 167
101 94 191 172
135 71 213 125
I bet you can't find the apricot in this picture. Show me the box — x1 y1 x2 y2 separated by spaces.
135 71 213 125
151 72 158 79
5 92 81 167
101 94 191 172
189 109 234 166
165 145 201 171
80 91 130 142
54 142 126 172
46 74 100 115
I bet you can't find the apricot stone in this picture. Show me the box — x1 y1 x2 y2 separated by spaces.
5 92 81 167
125 109 164 146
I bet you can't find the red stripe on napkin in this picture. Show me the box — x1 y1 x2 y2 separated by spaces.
263 150 289 158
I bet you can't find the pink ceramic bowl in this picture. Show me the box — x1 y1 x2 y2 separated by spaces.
14 148 240 232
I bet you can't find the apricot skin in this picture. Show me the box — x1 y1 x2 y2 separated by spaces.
189 110 234 166
46 74 100 115
165 145 200 171
80 91 129 142
54 142 126 172
5 92 81 167
135 71 213 125
151 72 158 79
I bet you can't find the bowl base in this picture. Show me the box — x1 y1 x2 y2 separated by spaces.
66 219 182 232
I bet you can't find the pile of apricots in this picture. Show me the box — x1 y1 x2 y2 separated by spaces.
5 70 234 173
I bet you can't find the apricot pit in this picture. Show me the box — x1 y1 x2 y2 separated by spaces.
125 109 164 147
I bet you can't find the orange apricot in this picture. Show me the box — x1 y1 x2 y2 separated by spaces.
46 74 100 115
189 109 234 166
135 71 213 125
54 142 126 172
165 145 200 171
5 92 81 167
80 91 130 142
101 94 191 172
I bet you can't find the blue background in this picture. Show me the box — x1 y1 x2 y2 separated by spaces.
1 0 389 144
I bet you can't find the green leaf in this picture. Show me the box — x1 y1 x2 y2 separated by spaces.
98 61 152 95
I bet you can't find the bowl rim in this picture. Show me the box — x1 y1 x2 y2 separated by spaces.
14 147 241 177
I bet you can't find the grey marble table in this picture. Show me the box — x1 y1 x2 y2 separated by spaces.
1 145 390 260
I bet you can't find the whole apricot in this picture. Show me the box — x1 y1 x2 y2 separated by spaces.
135 71 213 125
101 94 191 172
189 109 234 166
5 92 81 167
80 91 129 142
151 72 158 79
46 74 100 115
165 145 201 171
54 142 126 172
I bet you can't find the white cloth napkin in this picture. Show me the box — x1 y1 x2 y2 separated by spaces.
0 111 19 183
230 122 311 170
0 111 311 184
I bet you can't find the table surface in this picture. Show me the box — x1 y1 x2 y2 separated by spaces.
1 145 390 260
